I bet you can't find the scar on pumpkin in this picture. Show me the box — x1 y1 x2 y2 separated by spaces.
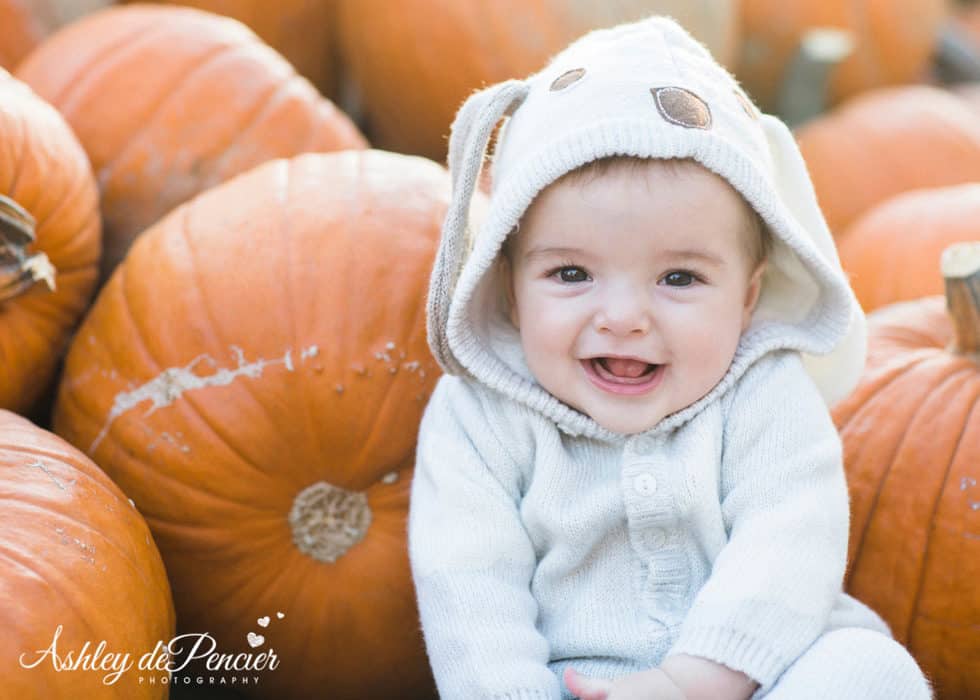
89 344 318 453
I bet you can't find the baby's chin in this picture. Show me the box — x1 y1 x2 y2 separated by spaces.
560 396 666 435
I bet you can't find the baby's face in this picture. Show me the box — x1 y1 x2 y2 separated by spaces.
503 160 765 435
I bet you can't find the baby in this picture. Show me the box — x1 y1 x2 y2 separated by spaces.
410 16 931 700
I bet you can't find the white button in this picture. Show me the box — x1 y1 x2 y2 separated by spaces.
644 529 668 549
633 473 658 496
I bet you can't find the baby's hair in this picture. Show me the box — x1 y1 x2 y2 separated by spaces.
502 156 773 268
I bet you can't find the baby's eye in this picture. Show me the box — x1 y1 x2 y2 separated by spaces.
662 270 698 287
550 266 590 283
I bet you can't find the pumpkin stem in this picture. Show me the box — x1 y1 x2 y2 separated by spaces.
289 481 372 563
934 22 980 84
0 194 56 303
942 242 980 358
777 28 854 127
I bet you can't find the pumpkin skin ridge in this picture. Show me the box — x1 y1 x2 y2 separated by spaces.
0 547 107 647
833 349 936 427
202 159 317 467
277 158 318 486
32 169 100 257
903 378 980 645
92 38 249 187
158 208 300 489
197 73 293 184
6 119 30 196
842 356 978 634
105 258 287 490
0 495 162 593
50 17 178 112
84 342 289 504
833 285 980 696
842 353 963 582
0 417 175 699
0 441 137 506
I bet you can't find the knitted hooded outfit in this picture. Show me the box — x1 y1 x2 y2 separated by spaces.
409 16 931 700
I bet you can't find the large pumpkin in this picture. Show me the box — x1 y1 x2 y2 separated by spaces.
0 69 100 415
737 0 947 113
336 0 738 160
0 410 175 697
125 0 340 98
832 243 980 699
795 85 980 236
839 183 980 312
16 4 366 282
52 150 454 699
0 0 113 69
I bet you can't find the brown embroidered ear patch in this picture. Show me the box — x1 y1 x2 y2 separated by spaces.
650 86 711 130
550 68 586 91
733 89 759 120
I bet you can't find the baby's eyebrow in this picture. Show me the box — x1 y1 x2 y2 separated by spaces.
661 249 726 266
522 246 587 260
522 246 726 267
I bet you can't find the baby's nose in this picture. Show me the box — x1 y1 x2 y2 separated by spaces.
593 295 652 336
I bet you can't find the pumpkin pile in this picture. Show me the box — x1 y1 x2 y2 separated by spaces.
833 243 980 700
737 0 948 114
15 4 366 282
52 149 454 700
2 1 980 699
335 0 740 160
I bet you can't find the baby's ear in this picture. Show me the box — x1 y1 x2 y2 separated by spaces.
499 255 520 329
742 261 767 331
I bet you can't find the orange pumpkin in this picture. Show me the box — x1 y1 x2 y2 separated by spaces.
737 0 947 112
16 4 367 283
839 183 980 312
832 243 980 699
0 0 113 69
336 0 739 160
52 149 455 699
125 0 340 98
795 85 980 236
0 409 175 697
0 69 100 416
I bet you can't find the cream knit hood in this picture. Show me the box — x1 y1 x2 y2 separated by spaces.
426 16 865 442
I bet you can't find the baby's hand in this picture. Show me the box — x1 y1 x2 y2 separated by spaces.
563 666 686 700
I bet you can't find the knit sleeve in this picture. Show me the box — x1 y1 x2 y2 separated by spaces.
665 350 849 691
409 376 561 700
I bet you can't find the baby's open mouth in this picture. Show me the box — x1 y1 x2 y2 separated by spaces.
590 357 658 383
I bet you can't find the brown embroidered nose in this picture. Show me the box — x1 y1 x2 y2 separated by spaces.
650 86 711 129
550 68 586 91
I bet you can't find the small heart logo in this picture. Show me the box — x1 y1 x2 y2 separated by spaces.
247 632 265 648
276 611 285 619
257 616 270 628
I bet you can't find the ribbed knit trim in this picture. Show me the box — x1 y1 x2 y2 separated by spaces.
667 626 791 690
491 690 559 700
442 117 854 443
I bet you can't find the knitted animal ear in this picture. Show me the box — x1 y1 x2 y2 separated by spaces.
760 113 867 405
427 79 529 376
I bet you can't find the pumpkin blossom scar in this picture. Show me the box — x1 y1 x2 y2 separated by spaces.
89 344 319 454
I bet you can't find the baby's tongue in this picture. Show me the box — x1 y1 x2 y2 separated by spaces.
603 358 649 378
